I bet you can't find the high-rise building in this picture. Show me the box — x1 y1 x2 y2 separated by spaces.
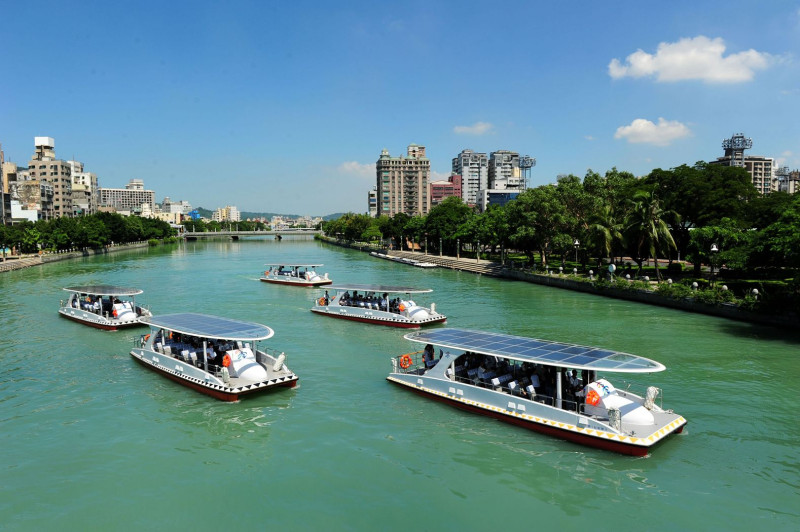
28 137 73 217
775 166 800 194
452 149 487 207
0 144 9 226
429 174 462 206
709 133 775 195
367 187 378 217
99 179 156 213
68 160 98 216
376 144 430 217
212 205 240 222
488 150 522 190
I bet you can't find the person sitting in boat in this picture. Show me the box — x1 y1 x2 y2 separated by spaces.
422 344 435 368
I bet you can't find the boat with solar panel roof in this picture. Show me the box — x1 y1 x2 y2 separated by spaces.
260 263 332 286
59 285 152 330
131 312 298 401
310 284 446 328
387 328 686 456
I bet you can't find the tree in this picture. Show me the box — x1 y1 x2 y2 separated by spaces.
423 197 473 255
623 190 677 279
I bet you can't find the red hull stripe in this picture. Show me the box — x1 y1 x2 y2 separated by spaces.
131 355 297 402
259 279 332 287
391 381 682 456
310 309 446 328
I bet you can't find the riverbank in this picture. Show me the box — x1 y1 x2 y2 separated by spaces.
0 241 151 273
318 236 799 329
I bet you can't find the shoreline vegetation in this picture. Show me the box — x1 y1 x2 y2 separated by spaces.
318 235 799 330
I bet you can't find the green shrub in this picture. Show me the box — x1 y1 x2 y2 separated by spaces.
147 239 159 246
667 262 683 273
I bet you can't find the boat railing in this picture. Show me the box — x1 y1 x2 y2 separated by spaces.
393 351 425 373
256 346 286 366
617 383 664 410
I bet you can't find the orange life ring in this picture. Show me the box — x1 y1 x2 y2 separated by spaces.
399 354 413 369
144 334 150 341
222 354 231 367
112 309 118 317
586 389 600 406
398 304 406 312
318 297 326 305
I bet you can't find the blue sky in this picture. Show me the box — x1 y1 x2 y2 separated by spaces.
2 0 798 216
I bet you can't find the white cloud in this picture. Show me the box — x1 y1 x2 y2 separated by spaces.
584 135 595 141
614 118 691 146
430 170 450 183
453 121 494 135
337 161 375 178
608 36 774 83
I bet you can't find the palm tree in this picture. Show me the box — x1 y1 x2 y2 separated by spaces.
624 190 677 280
588 204 623 266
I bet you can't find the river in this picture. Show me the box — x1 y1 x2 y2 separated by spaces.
1 238 797 530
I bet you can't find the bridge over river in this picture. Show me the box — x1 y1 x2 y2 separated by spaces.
183 228 321 239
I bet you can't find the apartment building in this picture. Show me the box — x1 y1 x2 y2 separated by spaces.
99 179 156 213
27 137 73 217
376 144 430 217
452 149 487 207
709 133 775 195
429 174 462 206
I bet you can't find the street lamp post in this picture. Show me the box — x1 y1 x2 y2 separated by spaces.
476 240 480 263
424 233 428 255
574 239 580 265
710 243 719 287
457 238 460 259
439 237 442 257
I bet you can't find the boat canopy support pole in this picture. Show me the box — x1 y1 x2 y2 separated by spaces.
556 369 562 409
202 340 208 372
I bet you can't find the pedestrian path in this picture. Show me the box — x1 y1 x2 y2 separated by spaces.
386 250 507 276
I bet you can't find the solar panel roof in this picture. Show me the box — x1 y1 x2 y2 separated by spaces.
404 328 665 373
328 284 432 293
63 285 143 296
140 313 275 341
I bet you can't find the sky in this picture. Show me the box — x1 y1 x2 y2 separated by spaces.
1 0 799 216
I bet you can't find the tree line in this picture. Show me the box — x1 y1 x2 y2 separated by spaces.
0 212 176 253
322 163 800 281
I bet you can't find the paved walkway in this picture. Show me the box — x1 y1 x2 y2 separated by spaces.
386 249 506 276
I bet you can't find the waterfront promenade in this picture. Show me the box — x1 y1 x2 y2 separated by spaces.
0 242 150 273
323 238 799 329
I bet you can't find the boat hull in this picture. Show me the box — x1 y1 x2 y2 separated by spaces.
260 277 332 287
59 308 144 330
130 350 298 402
311 307 446 328
387 376 686 456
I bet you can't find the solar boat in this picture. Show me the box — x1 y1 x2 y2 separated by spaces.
131 313 298 401
59 285 152 330
310 284 446 328
260 263 332 287
387 328 686 456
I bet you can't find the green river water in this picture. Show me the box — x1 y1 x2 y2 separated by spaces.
1 238 798 530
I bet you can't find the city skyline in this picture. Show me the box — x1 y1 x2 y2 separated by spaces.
2 1 798 215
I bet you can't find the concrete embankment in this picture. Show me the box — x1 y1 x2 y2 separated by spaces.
0 242 150 273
